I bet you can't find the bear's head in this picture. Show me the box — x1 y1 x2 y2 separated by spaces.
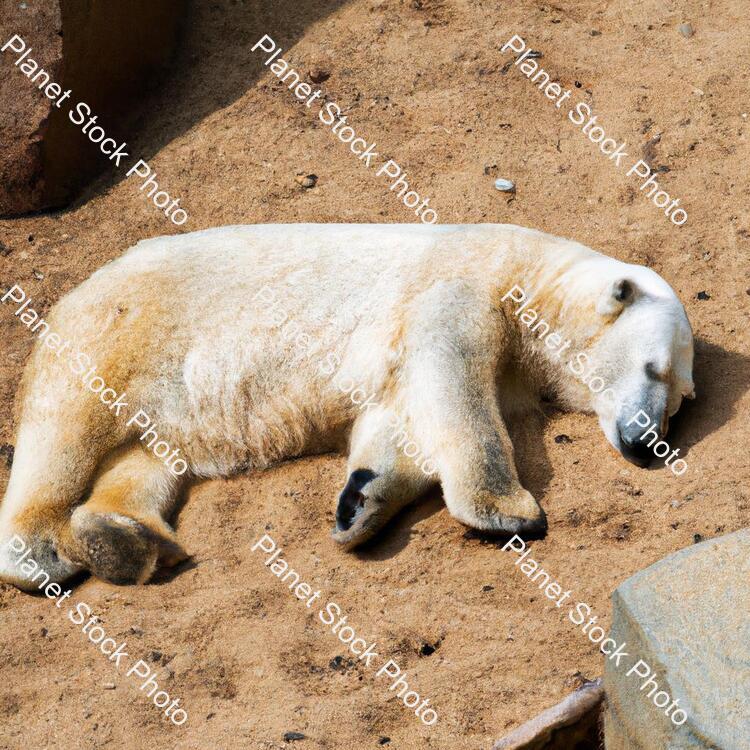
577 265 694 468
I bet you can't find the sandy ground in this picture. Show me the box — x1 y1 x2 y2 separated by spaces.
1 1 749 748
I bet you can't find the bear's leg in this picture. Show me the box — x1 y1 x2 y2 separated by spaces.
331 405 436 549
404 328 547 538
0 400 118 589
69 444 188 585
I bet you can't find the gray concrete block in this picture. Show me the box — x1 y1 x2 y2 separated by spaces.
605 529 750 749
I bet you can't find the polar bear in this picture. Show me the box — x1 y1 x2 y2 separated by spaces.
0 224 694 589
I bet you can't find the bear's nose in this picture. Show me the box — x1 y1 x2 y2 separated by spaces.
617 426 655 467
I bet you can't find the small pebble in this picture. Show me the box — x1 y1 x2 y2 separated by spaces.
679 23 694 38
309 68 330 84
295 174 318 189
0 242 10 257
283 731 306 742
696 290 710 300
494 178 516 193
693 533 703 544
379 739 391 746
554 434 572 444
32 269 44 280
329 655 346 671
102 682 115 690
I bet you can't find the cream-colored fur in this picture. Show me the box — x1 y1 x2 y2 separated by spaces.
0 224 694 588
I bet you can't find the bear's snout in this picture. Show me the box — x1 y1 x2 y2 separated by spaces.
617 423 657 467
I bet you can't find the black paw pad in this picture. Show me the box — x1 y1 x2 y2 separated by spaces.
336 469 377 531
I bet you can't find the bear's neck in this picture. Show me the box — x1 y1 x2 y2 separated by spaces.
495 240 615 410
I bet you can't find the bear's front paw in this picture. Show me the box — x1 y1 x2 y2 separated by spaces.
453 488 547 538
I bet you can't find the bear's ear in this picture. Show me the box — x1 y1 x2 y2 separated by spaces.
597 278 637 317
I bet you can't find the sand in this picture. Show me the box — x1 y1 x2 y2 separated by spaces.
1 1 748 748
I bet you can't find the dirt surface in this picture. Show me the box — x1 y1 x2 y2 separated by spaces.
1 1 748 749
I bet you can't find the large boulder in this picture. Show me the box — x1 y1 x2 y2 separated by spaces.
0 0 185 216
605 529 750 749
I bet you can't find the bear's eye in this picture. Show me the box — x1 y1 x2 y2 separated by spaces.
645 362 668 381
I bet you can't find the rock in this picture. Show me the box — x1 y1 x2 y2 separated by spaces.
102 682 115 690
308 68 330 84
494 178 516 193
0 0 61 217
492 678 604 749
419 642 437 656
378 738 391 745
604 529 750 749
329 655 354 673
283 731 306 742
679 23 694 38
696 290 710 300
295 173 318 189
0 242 10 257
0 0 186 217
554 434 572 444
